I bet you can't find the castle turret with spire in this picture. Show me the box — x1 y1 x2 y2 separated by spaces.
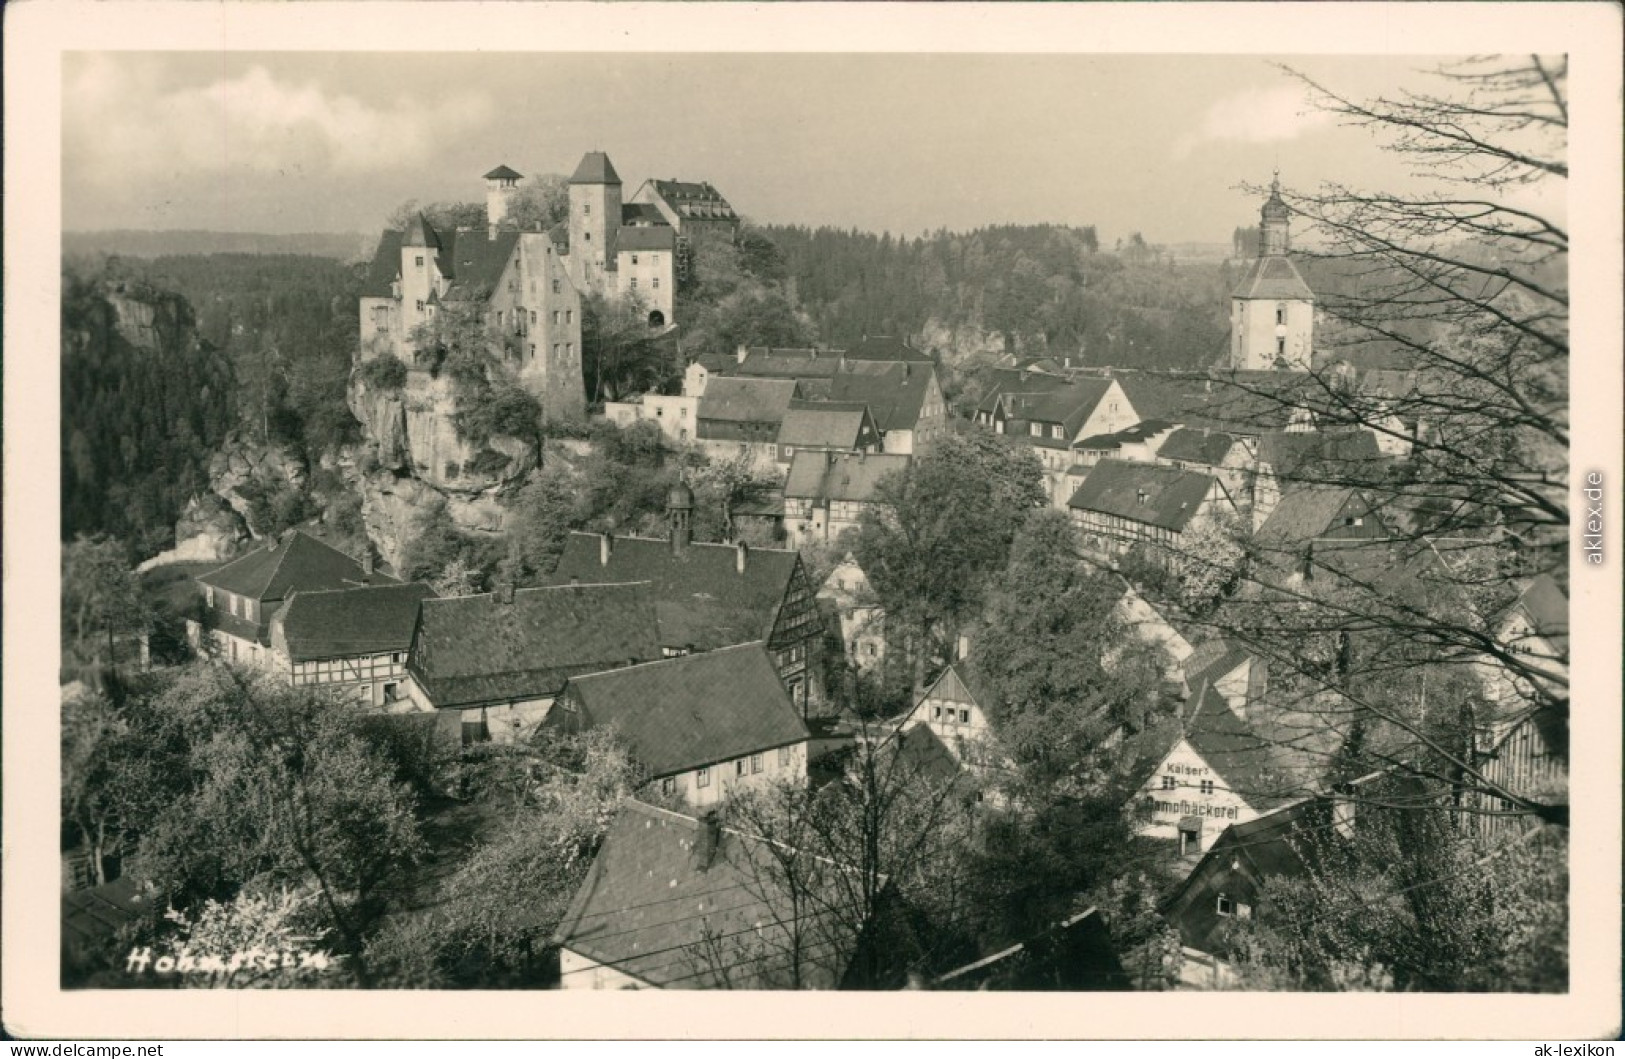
1229 173 1315 371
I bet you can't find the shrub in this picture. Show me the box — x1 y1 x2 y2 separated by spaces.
457 384 542 447
357 354 409 392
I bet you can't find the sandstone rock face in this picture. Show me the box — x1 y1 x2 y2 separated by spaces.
916 317 1006 367
136 493 248 572
207 437 308 537
350 369 538 495
355 470 511 569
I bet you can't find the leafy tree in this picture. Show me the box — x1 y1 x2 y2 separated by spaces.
975 510 1173 784
506 174 570 232
580 291 673 403
386 200 485 233
1227 808 1566 992
853 432 1045 687
62 534 151 676
146 885 356 988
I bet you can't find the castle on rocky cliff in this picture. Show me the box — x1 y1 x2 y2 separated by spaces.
358 150 735 422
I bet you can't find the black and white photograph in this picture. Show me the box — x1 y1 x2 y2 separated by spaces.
6 0 1621 1042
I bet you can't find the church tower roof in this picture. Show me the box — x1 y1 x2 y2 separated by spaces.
401 212 442 249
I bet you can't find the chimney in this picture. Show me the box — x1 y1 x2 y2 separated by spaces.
496 583 516 604
362 553 375 577
956 633 971 661
570 575 581 588
600 532 614 566
691 810 723 872
736 345 749 365
1331 783 1357 839
735 541 749 575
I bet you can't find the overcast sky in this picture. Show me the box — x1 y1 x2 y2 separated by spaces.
61 51 1548 244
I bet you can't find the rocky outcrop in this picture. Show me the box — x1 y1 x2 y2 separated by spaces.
356 469 510 569
207 437 308 537
136 493 248 572
916 317 1006 368
349 369 537 495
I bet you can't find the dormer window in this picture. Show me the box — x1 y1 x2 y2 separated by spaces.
1136 489 1150 505
1029 423 1042 437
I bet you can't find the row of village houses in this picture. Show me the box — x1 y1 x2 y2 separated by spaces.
180 466 1567 988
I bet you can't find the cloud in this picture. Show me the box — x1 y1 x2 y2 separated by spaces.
64 56 492 188
1173 84 1334 159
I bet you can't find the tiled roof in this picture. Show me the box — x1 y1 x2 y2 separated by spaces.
847 335 934 363
1512 574 1568 642
827 363 935 433
1066 460 1217 532
696 377 799 425
1073 419 1178 452
407 582 663 708
438 228 521 299
1258 430 1385 484
616 226 677 252
976 368 1072 414
1103 372 1316 434
621 202 667 226
1157 428 1236 467
649 179 737 221
361 231 402 298
1183 638 1251 693
783 450 910 504
198 531 396 602
483 164 523 181
733 350 844 380
1253 485 1364 548
1182 683 1296 811
563 642 809 776
776 404 869 450
569 151 621 185
544 534 801 652
1232 254 1315 300
278 582 436 663
554 801 859 988
401 213 442 249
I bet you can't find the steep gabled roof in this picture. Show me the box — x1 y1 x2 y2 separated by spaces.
783 450 910 504
648 179 738 222
776 404 871 451
1258 430 1385 484
407 582 662 708
1183 638 1251 692
1182 683 1296 811
554 801 860 989
198 531 395 602
697 376 800 425
621 202 667 226
437 227 521 299
278 582 436 662
544 534 801 652
1253 485 1365 549
827 363 935 433
1510 573 1569 642
734 349 845 380
1067 460 1218 532
569 151 622 185
1232 254 1315 300
563 642 810 776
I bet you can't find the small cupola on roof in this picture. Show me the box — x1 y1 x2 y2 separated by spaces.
1259 171 1291 256
484 164 523 233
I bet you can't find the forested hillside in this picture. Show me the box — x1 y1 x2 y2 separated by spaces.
61 269 237 557
763 224 1233 370
63 230 368 260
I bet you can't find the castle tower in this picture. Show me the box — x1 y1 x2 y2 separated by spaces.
484 164 523 235
399 213 441 339
568 151 623 289
1229 173 1315 371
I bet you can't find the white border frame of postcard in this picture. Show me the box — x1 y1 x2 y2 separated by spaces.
5 0 1621 1041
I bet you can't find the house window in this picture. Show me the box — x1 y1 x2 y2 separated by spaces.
1276 304 1286 325
566 310 573 324
391 653 403 665
1236 902 1253 920
530 310 537 325
736 759 747 778
653 277 660 289
1277 337 1286 358
1179 826 1200 856
1161 775 1177 790
995 421 1006 435
416 300 425 312
779 746 792 767
751 753 763 774
933 706 942 720
415 255 424 267
552 280 561 294
566 342 574 356
1216 893 1235 917
1200 779 1215 796
630 277 638 290
204 586 215 608
696 767 711 788
383 682 400 703
631 254 639 265
1051 425 1064 439
959 709 970 724
661 777 676 796
1029 423 1042 437
529 343 536 359
583 204 591 216
1136 490 1149 505
553 310 561 325
584 231 591 242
